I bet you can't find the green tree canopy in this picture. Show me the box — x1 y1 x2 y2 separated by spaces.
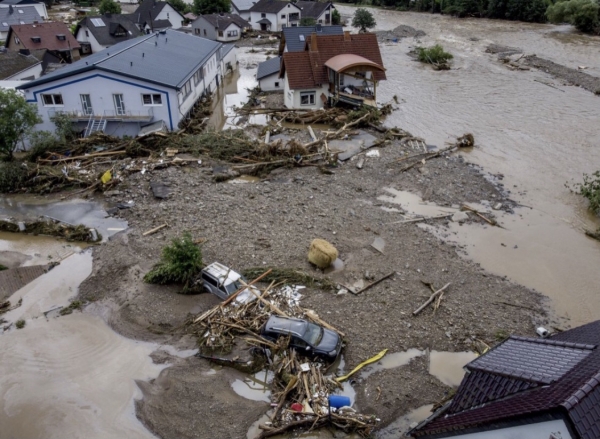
168 0 191 14
192 0 230 15
547 0 599 33
0 89 41 161
331 8 341 24
300 17 317 26
352 8 376 32
98 0 121 14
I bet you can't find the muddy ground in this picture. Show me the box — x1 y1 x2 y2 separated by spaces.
76 127 547 438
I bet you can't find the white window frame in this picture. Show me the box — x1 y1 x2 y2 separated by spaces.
300 91 315 106
227 29 238 37
41 94 64 106
142 94 163 106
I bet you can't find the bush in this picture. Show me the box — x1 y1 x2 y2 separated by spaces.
332 9 341 24
15 319 26 329
144 232 203 292
25 131 64 163
352 8 376 31
574 171 600 214
547 0 599 33
0 264 7 271
300 17 316 26
417 44 454 64
0 162 27 193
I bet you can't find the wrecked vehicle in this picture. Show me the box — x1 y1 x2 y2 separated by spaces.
199 262 260 304
260 315 342 361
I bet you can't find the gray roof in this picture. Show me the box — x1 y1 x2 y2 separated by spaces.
256 55 280 79
151 18 171 29
295 1 331 19
18 29 222 90
219 42 235 60
256 17 271 24
0 49 40 79
76 14 141 47
0 5 42 33
0 0 42 4
131 0 182 26
196 13 250 31
468 335 595 384
249 0 298 14
282 24 343 52
231 0 256 12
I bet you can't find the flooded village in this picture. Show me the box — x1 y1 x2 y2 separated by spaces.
1 1 600 438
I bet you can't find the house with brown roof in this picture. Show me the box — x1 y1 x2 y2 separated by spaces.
6 22 81 62
411 320 600 439
280 31 385 110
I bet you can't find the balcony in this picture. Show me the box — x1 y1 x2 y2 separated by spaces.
48 108 154 123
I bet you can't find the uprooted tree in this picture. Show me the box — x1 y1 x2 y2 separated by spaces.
144 232 204 292
0 89 41 161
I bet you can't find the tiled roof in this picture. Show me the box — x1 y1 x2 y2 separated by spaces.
413 320 600 439
76 14 141 46
198 13 250 31
257 55 280 79
0 5 41 33
0 49 40 79
249 0 298 13
281 24 343 52
18 29 222 90
282 32 385 90
231 0 256 12
0 0 42 4
294 1 331 19
7 21 80 51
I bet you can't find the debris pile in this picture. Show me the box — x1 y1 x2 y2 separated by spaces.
0 218 101 242
190 275 378 438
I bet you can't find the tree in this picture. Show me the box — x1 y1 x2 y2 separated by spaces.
300 17 317 26
547 0 599 33
192 0 230 15
352 8 376 32
0 89 41 161
332 8 341 24
98 0 121 14
168 0 191 14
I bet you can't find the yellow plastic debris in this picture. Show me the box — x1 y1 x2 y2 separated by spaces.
101 170 112 184
335 349 388 382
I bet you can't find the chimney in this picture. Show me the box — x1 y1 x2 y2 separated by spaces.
310 32 317 52
343 30 351 41
8 4 14 14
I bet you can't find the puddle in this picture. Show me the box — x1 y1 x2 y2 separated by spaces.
429 351 477 388
0 231 85 268
231 369 273 402
378 188 458 218
360 349 425 380
376 404 434 438
0 252 165 438
0 197 128 240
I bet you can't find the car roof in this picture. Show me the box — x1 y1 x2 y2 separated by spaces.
265 315 308 336
202 262 242 286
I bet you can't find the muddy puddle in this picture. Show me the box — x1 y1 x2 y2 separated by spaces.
360 349 425 379
337 5 600 325
376 404 435 438
0 251 170 439
429 351 477 387
0 231 84 268
232 369 273 402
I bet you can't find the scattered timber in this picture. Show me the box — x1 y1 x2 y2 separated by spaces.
413 283 451 316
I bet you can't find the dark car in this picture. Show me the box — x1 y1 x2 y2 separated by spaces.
260 315 342 361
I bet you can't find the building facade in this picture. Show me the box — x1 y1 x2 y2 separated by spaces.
248 0 301 31
192 13 249 42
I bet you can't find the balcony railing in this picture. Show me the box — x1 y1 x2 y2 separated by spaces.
48 108 154 122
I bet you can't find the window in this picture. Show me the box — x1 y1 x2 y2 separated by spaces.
181 80 192 99
14 36 20 44
227 30 238 37
193 68 203 85
300 92 315 106
339 74 344 86
274 81 279 87
142 94 162 105
113 94 125 115
281 14 285 18
42 94 63 106
167 12 170 18
261 13 266 17
85 30 89 37
203 29 207 36
56 34 66 41
195 28 199 34
218 31 223 37
299 34 304 41
31 36 41 43
80 94 93 115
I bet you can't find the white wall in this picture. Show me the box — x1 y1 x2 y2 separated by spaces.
75 26 107 53
177 51 219 117
221 47 237 74
156 5 183 29
249 11 277 31
283 74 326 109
6 62 42 80
439 419 573 439
217 23 242 42
258 72 281 91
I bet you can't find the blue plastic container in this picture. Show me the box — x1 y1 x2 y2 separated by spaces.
328 395 351 409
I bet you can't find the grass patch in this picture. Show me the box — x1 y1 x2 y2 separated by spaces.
59 300 83 316
0 264 7 271
495 329 510 341
573 170 600 214
242 267 337 290
15 319 25 329
417 44 453 69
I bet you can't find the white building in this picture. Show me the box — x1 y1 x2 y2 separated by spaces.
0 0 47 20
0 48 42 80
128 0 184 32
248 0 301 31
230 0 255 22
256 56 281 91
74 14 142 54
18 30 237 138
192 13 250 42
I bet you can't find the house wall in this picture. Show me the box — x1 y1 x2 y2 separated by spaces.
231 6 251 22
221 47 237 73
177 51 219 118
283 74 326 109
431 419 573 439
75 26 106 53
258 72 281 91
6 62 42 80
217 23 241 42
192 16 218 40
249 11 277 31
155 5 183 29
314 5 333 24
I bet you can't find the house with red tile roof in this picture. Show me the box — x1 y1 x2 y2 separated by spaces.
6 21 81 62
411 320 600 439
279 31 385 110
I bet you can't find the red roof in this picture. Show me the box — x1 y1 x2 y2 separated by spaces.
281 32 385 90
8 21 80 52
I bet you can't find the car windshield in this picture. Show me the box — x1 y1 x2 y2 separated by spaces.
225 280 243 295
303 322 323 346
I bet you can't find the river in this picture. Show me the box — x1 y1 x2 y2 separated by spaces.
337 6 600 326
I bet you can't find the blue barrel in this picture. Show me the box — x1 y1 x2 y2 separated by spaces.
328 395 351 409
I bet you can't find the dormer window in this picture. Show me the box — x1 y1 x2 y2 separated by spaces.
31 36 41 43
57 34 66 41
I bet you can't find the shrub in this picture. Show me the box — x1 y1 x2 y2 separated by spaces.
417 44 454 65
300 17 316 26
352 8 376 32
15 319 26 329
144 232 203 292
0 264 7 271
0 162 27 193
547 0 599 33
573 170 600 214
332 9 341 25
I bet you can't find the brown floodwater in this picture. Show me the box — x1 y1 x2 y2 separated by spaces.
338 6 600 326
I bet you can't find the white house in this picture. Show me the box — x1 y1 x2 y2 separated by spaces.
75 14 142 54
411 320 600 439
0 0 47 20
128 0 184 32
295 1 334 25
0 48 42 80
230 0 255 21
18 30 236 138
0 4 41 40
192 13 250 42
248 0 301 31
256 55 281 91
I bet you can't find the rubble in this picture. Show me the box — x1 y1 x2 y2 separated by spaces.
0 218 101 242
